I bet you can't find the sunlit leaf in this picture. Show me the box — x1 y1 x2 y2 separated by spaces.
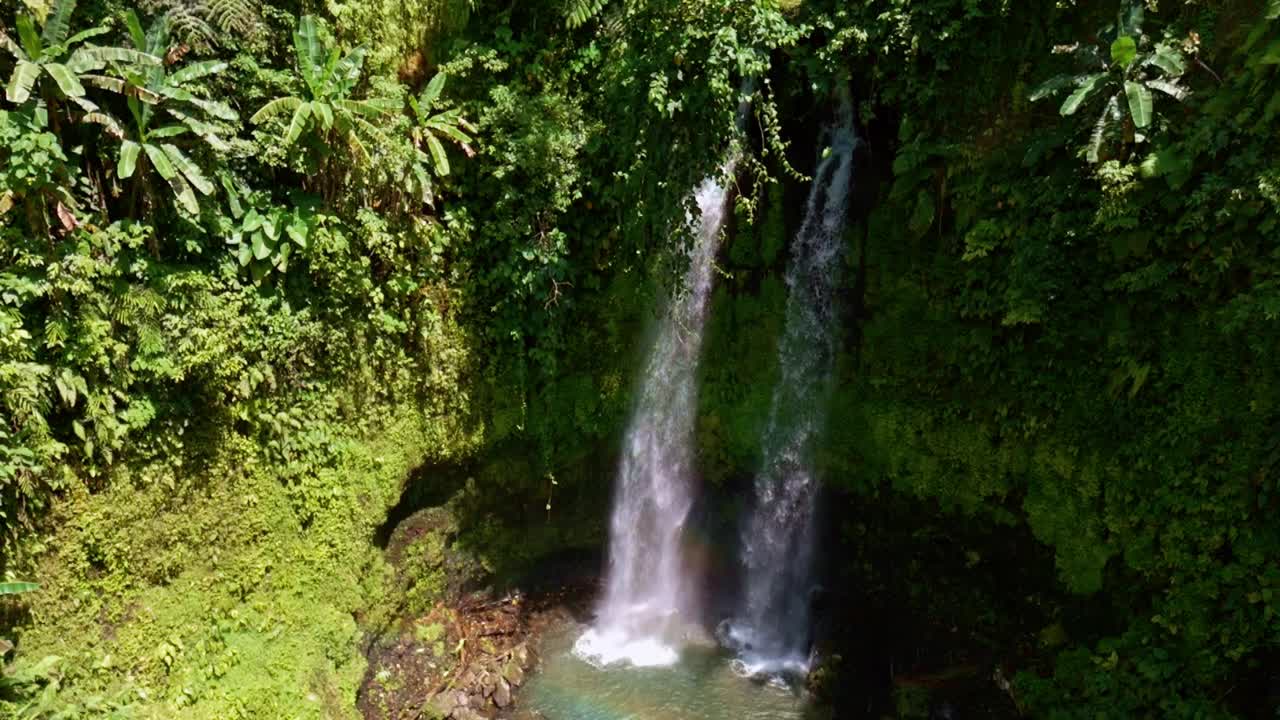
1111 36 1137 68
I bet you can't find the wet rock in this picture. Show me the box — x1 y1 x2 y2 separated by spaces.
501 657 525 687
480 670 497 698
426 691 461 719
493 677 512 708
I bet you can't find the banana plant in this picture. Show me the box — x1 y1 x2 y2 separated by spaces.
406 72 476 207
250 15 394 163
83 12 237 215
0 0 158 110
1030 5 1190 163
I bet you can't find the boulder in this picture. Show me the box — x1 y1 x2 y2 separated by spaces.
493 677 512 708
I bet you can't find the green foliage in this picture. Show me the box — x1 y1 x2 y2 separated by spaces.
406 72 475 207
221 189 321 284
251 15 393 187
1 0 159 109
139 0 263 51
563 0 606 29
0 106 76 233
1029 5 1191 162
85 13 238 215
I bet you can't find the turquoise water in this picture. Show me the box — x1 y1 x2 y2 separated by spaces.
513 625 821 720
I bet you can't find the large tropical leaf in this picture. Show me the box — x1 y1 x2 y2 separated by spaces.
118 139 141 178
44 62 85 97
162 143 214 195
294 15 324 91
81 111 124 137
66 47 161 74
425 133 450 176
252 231 272 260
1147 44 1186 76
284 101 312 145
61 27 109 48
419 72 447 109
327 46 367 95
1060 73 1106 116
154 86 238 121
1110 36 1137 68
1088 94 1120 163
413 160 435 207
0 581 39 596
143 142 177 180
1125 81 1153 128
41 0 76 47
147 124 188 139
311 100 333 130
0 29 30 61
336 97 393 119
124 9 147 51
146 143 198 213
167 108 228 151
165 172 199 214
16 15 42 59
6 60 41 103
1146 79 1188 101
251 95 302 123
142 13 170 56
1029 74 1074 102
170 60 228 85
80 73 125 93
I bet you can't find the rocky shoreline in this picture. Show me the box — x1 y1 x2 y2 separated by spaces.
357 505 594 720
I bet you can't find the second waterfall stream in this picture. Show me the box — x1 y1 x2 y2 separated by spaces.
573 163 737 668
721 102 858 678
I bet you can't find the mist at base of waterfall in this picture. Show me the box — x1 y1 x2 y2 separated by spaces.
714 619 813 683
515 623 823 720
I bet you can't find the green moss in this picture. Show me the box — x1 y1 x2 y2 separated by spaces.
8 400 481 718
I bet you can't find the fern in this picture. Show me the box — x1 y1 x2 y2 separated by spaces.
140 0 261 50
564 0 606 28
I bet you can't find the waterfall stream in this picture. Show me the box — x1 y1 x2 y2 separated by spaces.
574 162 737 669
721 102 858 677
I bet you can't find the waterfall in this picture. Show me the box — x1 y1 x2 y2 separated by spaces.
721 101 857 677
574 160 738 669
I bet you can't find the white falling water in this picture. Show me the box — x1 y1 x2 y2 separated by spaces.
575 162 738 669
721 102 857 678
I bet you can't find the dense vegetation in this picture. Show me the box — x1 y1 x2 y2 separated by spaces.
1 0 1277 717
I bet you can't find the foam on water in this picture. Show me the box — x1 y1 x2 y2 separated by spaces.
574 627 681 669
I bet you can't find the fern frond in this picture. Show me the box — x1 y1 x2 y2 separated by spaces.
140 0 261 51
564 0 606 28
